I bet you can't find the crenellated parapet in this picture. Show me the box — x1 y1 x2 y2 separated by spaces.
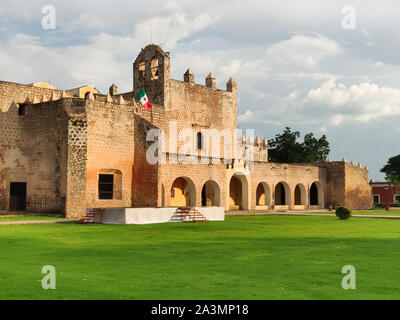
235 135 269 163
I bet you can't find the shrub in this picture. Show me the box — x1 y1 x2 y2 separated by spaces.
336 206 351 220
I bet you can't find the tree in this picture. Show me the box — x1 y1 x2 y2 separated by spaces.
381 155 400 185
301 132 330 163
268 127 330 163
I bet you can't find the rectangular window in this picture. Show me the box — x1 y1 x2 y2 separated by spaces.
373 195 380 204
99 174 114 200
197 132 203 150
395 195 400 203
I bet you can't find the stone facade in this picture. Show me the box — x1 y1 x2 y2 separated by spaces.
0 44 373 217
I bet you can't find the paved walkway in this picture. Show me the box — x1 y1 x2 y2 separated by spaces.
0 219 79 225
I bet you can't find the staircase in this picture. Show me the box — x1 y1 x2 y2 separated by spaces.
173 207 209 223
78 208 104 224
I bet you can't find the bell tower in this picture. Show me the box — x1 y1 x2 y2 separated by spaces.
133 44 170 107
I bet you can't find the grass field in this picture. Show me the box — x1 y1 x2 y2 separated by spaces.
294 210 400 216
1 215 400 300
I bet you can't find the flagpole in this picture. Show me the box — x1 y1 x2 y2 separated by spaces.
150 24 152 44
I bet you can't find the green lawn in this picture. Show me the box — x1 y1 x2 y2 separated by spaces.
300 210 400 216
0 215 400 300
0 215 64 222
352 210 400 216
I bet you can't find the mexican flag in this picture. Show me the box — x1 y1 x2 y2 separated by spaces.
136 89 152 110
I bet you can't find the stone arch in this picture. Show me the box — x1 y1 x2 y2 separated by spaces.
151 57 159 80
274 181 291 206
256 182 270 206
310 181 324 207
139 61 146 81
294 183 307 206
170 177 196 207
229 174 249 210
201 180 220 206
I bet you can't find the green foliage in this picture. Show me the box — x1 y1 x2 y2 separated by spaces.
335 206 352 220
268 127 330 163
381 155 400 186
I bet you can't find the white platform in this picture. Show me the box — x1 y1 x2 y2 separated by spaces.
103 207 225 225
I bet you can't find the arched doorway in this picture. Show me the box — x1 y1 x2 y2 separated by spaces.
256 182 270 207
229 174 248 210
170 177 196 207
310 182 323 207
274 182 290 206
294 184 306 206
201 180 220 206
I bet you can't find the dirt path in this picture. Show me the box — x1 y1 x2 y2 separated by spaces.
0 219 79 225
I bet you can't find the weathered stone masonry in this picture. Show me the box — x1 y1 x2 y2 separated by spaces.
0 44 373 217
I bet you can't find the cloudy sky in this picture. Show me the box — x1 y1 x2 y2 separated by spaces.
1 0 399 180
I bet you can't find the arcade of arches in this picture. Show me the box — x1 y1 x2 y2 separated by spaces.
169 176 323 210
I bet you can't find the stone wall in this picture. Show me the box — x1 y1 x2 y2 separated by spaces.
344 162 373 210
0 80 64 112
324 161 372 210
85 97 135 211
0 99 68 214
132 114 161 208
64 100 87 218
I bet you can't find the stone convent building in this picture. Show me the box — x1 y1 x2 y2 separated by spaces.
0 44 373 218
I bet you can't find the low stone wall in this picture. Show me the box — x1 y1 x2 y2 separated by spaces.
103 207 225 224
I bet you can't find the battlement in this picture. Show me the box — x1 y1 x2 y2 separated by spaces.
0 80 63 112
235 135 269 163
171 72 237 94
327 158 369 172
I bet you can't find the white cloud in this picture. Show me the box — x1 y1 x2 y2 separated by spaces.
133 12 218 50
265 34 343 70
305 79 400 124
65 13 108 33
238 110 254 122
0 12 217 92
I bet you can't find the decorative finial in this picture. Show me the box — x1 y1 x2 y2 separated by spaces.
262 138 268 147
118 95 125 104
205 73 216 89
86 92 95 101
106 93 113 103
226 77 237 92
184 69 194 84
